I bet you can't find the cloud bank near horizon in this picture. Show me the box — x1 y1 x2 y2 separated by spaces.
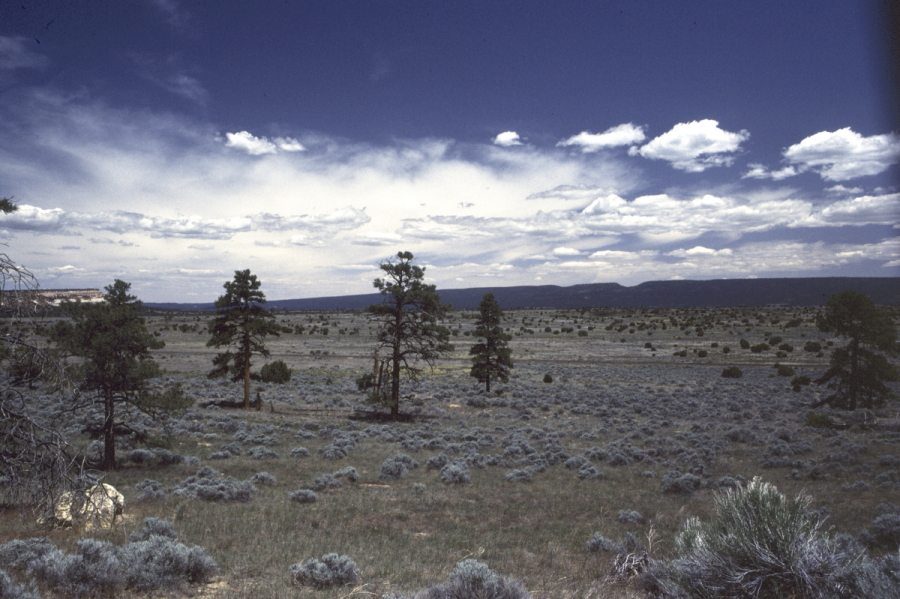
0 80 897 302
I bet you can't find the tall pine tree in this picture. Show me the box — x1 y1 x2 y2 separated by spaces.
469 293 513 392
367 252 453 419
207 269 280 409
52 280 184 470
813 290 898 410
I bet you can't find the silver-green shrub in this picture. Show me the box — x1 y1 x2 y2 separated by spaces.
0 568 41 599
660 478 866 599
128 517 177 542
289 553 359 588
172 467 254 502
334 467 360 482
440 463 471 484
0 534 216 597
117 535 217 591
250 472 277 486
380 454 419 480
412 559 530 599
290 489 318 503
247 445 278 459
861 514 900 550
135 479 167 501
584 533 617 553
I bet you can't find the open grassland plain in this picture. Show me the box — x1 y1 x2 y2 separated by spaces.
3 305 900 598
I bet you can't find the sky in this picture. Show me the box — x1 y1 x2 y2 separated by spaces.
0 0 898 303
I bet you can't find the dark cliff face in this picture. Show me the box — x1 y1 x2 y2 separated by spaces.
145 277 900 311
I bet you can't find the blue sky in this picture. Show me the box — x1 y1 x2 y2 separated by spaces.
0 0 898 303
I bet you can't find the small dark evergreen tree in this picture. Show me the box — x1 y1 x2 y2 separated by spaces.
469 293 513 392
207 269 280 409
367 251 453 419
812 290 898 410
52 280 184 470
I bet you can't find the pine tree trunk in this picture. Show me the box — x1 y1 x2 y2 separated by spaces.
102 393 116 470
391 344 400 419
244 359 250 410
848 338 859 410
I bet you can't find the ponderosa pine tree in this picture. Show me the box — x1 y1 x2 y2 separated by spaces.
367 251 453 419
469 293 513 392
52 280 185 470
206 269 280 409
812 290 898 410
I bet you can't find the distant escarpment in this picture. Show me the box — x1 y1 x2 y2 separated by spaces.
145 277 899 311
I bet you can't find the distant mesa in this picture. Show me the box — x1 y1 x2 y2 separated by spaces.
145 277 900 311
35 289 106 306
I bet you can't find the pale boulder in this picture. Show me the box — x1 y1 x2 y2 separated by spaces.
42 483 125 530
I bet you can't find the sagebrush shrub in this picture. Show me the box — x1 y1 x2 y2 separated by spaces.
0 534 216 597
250 472 277 486
440 463 471 484
563 455 590 470
618 510 645 524
289 553 359 588
584 533 616 553
128 517 178 542
310 473 342 491
0 537 58 573
155 448 187 466
661 478 858 599
172 468 254 502
290 489 318 503
831 552 900 599
505 469 532 482
134 479 167 501
247 445 278 459
413 559 530 599
320 445 347 460
861 514 900 550
118 535 217 591
219 441 243 456
380 454 419 480
334 467 360 482
128 448 156 464
577 465 603 479
660 470 701 494
0 567 41 599
426 453 450 470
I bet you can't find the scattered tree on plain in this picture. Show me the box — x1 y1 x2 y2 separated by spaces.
207 269 280 409
52 280 185 471
366 251 453 419
812 290 898 410
469 292 513 392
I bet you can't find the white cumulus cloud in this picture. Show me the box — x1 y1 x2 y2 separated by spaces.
558 123 646 152
630 119 749 172
0 205 68 231
783 128 900 181
493 131 523 146
742 163 799 180
224 131 306 155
